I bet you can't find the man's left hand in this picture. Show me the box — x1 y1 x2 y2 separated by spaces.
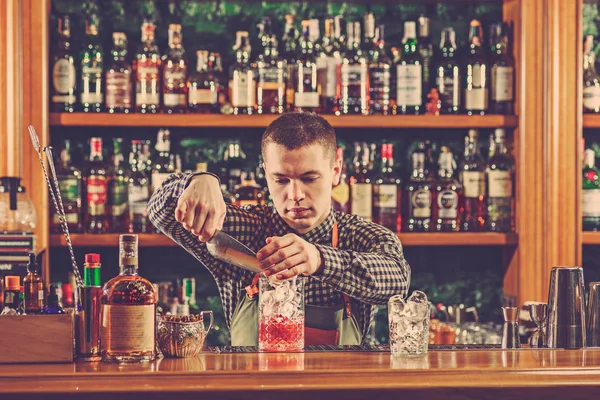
256 233 323 280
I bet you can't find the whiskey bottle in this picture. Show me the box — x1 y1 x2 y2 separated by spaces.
465 20 489 116
162 24 188 114
100 234 157 363
435 28 461 114
396 21 423 115
369 25 392 115
317 17 343 114
282 14 300 112
188 50 219 113
151 129 176 193
51 15 76 112
135 21 161 114
128 141 151 233
417 15 434 104
405 141 433 232
52 139 83 233
86 137 108 233
434 146 462 232
332 147 350 214
373 143 401 232
105 32 133 113
230 31 256 115
583 35 600 113
490 22 514 115
255 17 286 114
459 130 487 231
23 253 44 314
109 138 129 233
350 142 373 222
80 14 103 113
336 21 369 115
234 171 265 207
294 21 320 112
583 149 600 231
486 129 514 232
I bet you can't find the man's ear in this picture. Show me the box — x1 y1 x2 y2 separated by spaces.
332 151 342 186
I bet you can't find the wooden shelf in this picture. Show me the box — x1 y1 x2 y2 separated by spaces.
50 232 518 248
49 113 518 129
583 232 600 245
583 115 600 128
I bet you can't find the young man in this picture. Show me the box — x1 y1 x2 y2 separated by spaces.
148 112 411 346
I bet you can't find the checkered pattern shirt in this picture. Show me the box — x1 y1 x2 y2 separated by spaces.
148 172 411 342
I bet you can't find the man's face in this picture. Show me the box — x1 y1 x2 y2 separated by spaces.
263 142 341 234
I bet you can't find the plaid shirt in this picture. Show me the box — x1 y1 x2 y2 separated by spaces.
148 172 411 342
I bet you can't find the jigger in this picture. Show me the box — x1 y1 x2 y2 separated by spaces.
502 307 520 349
587 282 600 347
547 266 586 349
528 302 548 348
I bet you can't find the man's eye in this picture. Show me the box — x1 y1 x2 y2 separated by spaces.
274 179 289 184
302 177 318 183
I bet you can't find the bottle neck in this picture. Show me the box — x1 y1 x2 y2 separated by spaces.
84 263 102 286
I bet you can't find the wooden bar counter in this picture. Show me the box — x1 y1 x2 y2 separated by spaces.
1 349 600 399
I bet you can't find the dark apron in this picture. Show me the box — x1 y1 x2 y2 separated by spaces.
229 222 362 346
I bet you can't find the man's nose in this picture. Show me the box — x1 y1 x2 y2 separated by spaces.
287 180 305 202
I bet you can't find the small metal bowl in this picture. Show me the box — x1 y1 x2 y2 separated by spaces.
157 311 213 358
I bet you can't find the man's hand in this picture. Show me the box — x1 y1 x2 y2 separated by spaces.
175 174 226 242
256 234 324 280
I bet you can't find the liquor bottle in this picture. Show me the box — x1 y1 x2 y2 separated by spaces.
182 277 200 313
317 17 343 114
152 129 176 193
309 19 321 54
417 15 434 103
100 234 157 363
230 31 256 115
350 142 373 221
188 50 219 113
405 141 433 232
332 147 350 214
465 20 489 116
282 14 300 112
23 253 44 314
51 140 82 233
135 21 161 114
490 22 514 115
233 171 265 206
434 146 462 232
80 14 103 113
369 25 392 115
255 18 286 114
294 21 320 112
373 143 401 232
51 15 76 112
84 253 102 287
128 141 151 233
220 139 246 193
396 21 423 115
362 12 376 60
583 35 600 114
109 138 128 233
583 149 600 231
162 24 188 114
3 276 20 312
435 28 461 114
336 21 369 115
105 32 133 113
86 137 108 233
486 129 514 232
459 129 486 231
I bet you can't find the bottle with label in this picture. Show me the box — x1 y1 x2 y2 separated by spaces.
583 35 600 113
435 28 461 114
282 14 300 112
80 14 103 112
188 50 219 113
105 32 132 113
332 147 350 214
234 171 265 207
230 31 256 115
490 22 514 115
434 147 462 232
459 130 487 231
23 253 45 314
3 276 20 312
109 138 129 233
294 21 320 112
417 15 434 104
128 141 151 233
336 21 369 115
100 234 157 363
486 129 514 232
152 129 176 194
255 18 286 114
86 137 108 233
369 25 392 115
465 20 489 116
135 21 161 114
51 139 83 233
373 143 401 232
583 149 600 231
51 15 77 112
405 141 433 232
396 21 423 115
350 142 373 221
317 17 343 114
162 24 188 114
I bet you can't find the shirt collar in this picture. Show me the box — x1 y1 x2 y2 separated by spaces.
271 207 336 244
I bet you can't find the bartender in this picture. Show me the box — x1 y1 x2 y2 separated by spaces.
148 112 411 346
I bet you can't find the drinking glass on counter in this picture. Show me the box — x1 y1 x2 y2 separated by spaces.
389 291 430 356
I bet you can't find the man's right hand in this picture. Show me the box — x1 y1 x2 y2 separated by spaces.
175 174 226 242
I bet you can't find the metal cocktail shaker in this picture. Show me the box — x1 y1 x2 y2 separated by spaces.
546 266 586 349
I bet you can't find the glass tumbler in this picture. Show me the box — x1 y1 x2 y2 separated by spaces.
388 291 430 356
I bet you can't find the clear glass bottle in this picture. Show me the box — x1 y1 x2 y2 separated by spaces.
100 234 157 363
86 137 108 233
405 142 433 232
486 129 514 232
109 138 129 233
282 14 300 112
294 21 319 112
396 21 423 114
128 141 151 233
434 147 462 232
373 143 401 232
583 148 600 231
490 22 514 114
465 20 489 116
52 139 83 233
350 142 373 222
369 25 392 115
583 35 600 114
105 33 133 114
135 21 161 114
229 31 256 115
317 17 343 114
459 130 487 231
80 14 103 113
162 24 188 114
435 28 461 114
51 15 77 112
336 21 369 115
255 17 286 114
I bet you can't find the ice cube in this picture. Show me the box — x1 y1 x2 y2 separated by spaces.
279 302 296 318
263 303 277 317
262 290 275 305
274 285 291 302
408 290 428 304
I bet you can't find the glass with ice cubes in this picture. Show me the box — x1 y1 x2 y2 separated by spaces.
258 276 305 352
388 290 430 356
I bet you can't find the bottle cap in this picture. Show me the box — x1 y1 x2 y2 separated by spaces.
20 286 24 294
85 253 101 264
5 276 20 290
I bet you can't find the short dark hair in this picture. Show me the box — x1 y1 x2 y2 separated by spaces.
261 113 337 163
